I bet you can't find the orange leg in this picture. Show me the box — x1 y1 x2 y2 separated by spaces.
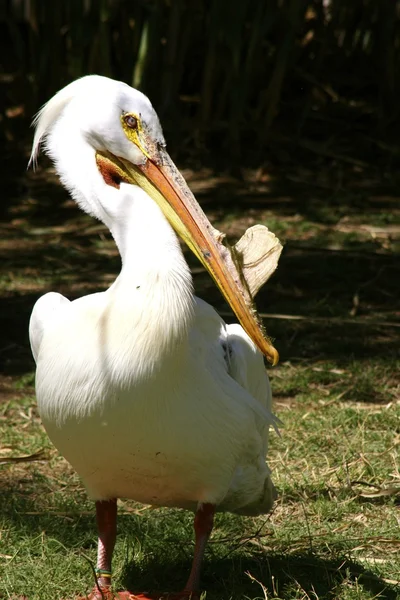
128 503 215 600
182 503 215 595
83 499 118 600
96 499 117 587
79 501 215 600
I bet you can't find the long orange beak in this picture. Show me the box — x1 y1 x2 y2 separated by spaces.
95 148 279 365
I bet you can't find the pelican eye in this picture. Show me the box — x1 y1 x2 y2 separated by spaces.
123 114 138 129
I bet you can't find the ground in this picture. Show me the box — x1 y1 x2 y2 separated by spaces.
0 152 399 600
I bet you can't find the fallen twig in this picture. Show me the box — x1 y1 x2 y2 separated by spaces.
219 311 400 328
0 449 48 465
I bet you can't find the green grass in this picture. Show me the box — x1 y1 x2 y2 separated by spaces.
0 163 399 599
1 371 399 600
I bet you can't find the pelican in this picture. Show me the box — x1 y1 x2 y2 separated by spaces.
29 75 279 600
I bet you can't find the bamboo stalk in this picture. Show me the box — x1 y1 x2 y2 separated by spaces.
2 0 400 155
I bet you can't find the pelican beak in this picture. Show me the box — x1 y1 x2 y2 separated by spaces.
95 147 279 365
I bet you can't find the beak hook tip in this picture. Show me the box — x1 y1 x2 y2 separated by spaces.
268 347 279 366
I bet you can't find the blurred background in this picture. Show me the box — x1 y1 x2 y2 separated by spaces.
0 0 399 372
2 0 400 162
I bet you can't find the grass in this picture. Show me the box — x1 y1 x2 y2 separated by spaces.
0 158 399 600
1 371 399 600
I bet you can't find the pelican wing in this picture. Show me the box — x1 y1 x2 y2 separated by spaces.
29 292 71 362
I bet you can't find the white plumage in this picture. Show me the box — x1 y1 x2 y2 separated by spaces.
29 75 277 599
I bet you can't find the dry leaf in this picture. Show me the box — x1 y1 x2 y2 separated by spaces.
359 486 400 498
233 225 283 297
0 449 48 465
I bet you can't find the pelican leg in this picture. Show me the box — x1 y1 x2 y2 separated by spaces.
182 503 215 595
84 499 118 599
82 501 215 600
96 499 117 585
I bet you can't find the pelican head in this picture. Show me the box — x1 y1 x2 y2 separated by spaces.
30 75 278 364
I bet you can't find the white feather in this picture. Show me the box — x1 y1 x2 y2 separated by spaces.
29 75 278 517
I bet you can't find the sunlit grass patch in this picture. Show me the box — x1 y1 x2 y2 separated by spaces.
1 366 399 600
270 359 399 404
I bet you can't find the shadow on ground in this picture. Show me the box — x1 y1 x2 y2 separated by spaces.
122 553 399 600
1 477 398 600
1 144 399 378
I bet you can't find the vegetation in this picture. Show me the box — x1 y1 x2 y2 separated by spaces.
0 2 399 599
2 0 400 166
0 162 399 599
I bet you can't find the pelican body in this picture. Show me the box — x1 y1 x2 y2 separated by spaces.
29 76 277 599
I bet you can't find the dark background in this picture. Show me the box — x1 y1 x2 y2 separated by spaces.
0 0 399 376
2 0 400 164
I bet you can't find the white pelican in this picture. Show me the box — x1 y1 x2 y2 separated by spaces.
29 75 279 600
